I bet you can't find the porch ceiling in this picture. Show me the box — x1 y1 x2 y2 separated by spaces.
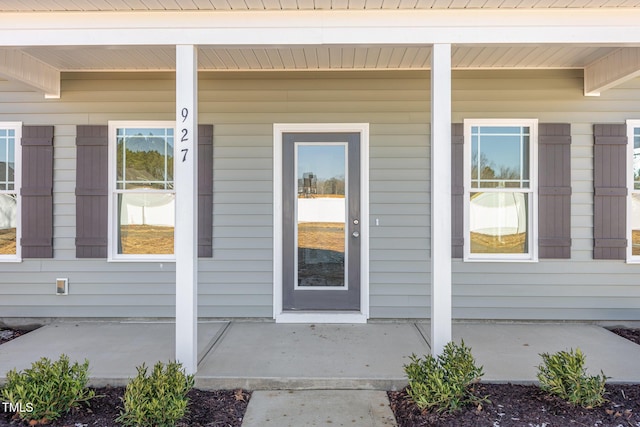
2 7 640 97
9 45 620 71
1 44 634 98
3 0 640 10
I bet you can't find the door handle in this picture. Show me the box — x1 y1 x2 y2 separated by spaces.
352 231 360 238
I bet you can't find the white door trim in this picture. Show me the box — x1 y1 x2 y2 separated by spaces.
273 123 370 323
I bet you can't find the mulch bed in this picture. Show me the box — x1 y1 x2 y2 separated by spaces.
389 383 640 427
0 387 250 427
610 328 640 345
390 327 640 427
0 330 27 346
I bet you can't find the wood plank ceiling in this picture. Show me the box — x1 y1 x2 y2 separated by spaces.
2 0 640 9
16 45 618 71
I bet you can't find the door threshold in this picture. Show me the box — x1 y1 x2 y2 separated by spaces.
276 312 367 324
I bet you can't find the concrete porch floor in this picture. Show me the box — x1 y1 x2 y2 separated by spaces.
1 321 640 389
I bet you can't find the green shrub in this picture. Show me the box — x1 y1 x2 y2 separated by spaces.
404 340 485 414
537 347 608 408
0 354 95 423
117 361 195 427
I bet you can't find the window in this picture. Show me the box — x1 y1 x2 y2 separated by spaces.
108 121 175 260
464 119 538 261
0 123 21 261
627 120 640 262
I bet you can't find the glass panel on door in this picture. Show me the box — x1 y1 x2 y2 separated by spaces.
296 144 347 288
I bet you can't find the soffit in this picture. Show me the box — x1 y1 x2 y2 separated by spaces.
15 45 617 71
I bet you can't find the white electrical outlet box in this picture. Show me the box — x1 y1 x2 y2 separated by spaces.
56 278 68 295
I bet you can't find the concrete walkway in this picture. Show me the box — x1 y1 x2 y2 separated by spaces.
241 390 397 427
1 320 640 426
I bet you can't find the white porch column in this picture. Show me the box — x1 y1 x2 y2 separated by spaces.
175 44 199 374
430 43 452 356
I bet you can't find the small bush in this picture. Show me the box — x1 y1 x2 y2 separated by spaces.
0 354 95 424
117 361 195 427
404 340 485 414
537 347 608 408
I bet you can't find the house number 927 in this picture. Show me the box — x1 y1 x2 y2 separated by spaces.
180 107 189 162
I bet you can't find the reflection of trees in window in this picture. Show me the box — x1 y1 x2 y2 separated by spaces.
0 163 14 186
117 137 173 189
321 177 345 195
298 173 345 197
472 150 522 187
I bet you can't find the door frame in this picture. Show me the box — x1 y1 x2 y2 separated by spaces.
273 123 370 323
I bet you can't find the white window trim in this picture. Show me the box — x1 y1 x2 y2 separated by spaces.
626 119 640 263
108 120 176 262
0 122 21 262
463 118 539 262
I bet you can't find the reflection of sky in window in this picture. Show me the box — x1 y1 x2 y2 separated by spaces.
117 128 174 137
472 127 527 180
117 128 174 153
297 145 346 180
0 134 14 163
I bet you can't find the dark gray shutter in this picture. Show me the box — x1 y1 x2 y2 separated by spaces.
593 124 627 260
451 123 464 258
538 123 572 259
198 124 213 258
21 125 54 258
75 125 108 258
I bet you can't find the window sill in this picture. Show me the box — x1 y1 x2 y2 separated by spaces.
108 256 175 263
463 256 538 263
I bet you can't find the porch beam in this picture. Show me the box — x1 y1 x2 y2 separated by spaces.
3 9 640 46
0 49 59 98
430 43 452 357
584 48 640 96
175 44 199 375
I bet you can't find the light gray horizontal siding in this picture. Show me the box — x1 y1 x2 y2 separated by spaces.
0 71 431 319
0 69 639 321
451 69 640 321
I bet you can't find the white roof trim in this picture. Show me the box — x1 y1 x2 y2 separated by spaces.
3 10 640 46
